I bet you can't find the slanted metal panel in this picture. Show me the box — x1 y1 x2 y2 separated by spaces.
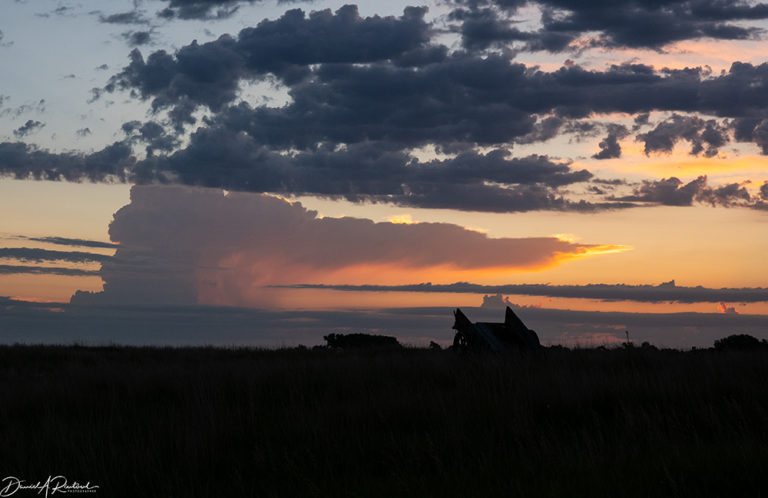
505 307 529 332
473 323 504 352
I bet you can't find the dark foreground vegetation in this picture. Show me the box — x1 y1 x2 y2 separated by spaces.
1 342 768 497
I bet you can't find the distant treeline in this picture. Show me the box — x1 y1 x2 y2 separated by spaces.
318 332 768 352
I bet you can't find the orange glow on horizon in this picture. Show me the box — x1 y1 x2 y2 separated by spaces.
278 242 630 285
579 141 768 188
386 214 415 224
7 296 62 304
196 239 631 309
0 274 103 303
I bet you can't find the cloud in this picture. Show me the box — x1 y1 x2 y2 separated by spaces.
0 30 12 48
151 0 313 21
35 5 75 18
449 0 768 51
0 99 46 119
613 175 753 207
98 11 150 24
121 120 179 156
21 236 118 249
76 128 92 137
0 265 100 276
637 114 729 157
105 50 768 153
0 137 607 213
0 141 134 182
105 5 430 121
273 280 768 303
6 10 768 213
13 120 45 138
143 138 602 211
70 185 622 306
157 0 250 20
0 247 111 264
122 30 153 47
592 124 629 159
480 293 514 308
732 117 768 153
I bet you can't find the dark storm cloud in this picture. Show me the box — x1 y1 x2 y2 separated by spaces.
0 265 100 276
143 134 602 211
152 0 312 21
731 117 768 153
56 50 768 210
276 280 768 303
696 181 753 206
99 11 150 24
122 121 179 156
10 5 768 213
386 182 619 213
628 176 706 205
515 116 565 144
0 247 111 264
449 0 768 51
637 114 729 157
448 7 572 52
105 5 430 120
615 175 752 207
760 181 768 200
13 120 45 138
21 236 118 250
0 141 134 182
592 124 629 159
0 135 607 213
122 30 153 47
156 0 243 20
109 50 768 148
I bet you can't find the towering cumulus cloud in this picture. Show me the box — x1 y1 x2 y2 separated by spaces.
71 185 622 307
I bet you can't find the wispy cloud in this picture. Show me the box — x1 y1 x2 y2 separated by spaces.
0 265 100 276
273 280 768 303
0 247 112 264
21 236 117 249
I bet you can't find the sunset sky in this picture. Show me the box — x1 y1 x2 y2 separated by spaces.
2 0 768 347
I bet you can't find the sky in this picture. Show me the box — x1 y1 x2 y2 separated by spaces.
2 0 768 347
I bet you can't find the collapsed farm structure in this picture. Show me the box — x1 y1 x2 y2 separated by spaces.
452 307 542 353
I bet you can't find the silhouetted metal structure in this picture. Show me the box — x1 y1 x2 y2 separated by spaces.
452 306 541 353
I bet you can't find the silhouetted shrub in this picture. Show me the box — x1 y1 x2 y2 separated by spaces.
547 344 570 352
714 334 768 352
324 333 401 349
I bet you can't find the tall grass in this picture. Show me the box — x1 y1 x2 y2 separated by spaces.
0 345 766 497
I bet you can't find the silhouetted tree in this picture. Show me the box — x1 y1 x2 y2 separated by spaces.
713 334 768 352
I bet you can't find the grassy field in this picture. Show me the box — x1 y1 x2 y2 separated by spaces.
0 344 767 497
